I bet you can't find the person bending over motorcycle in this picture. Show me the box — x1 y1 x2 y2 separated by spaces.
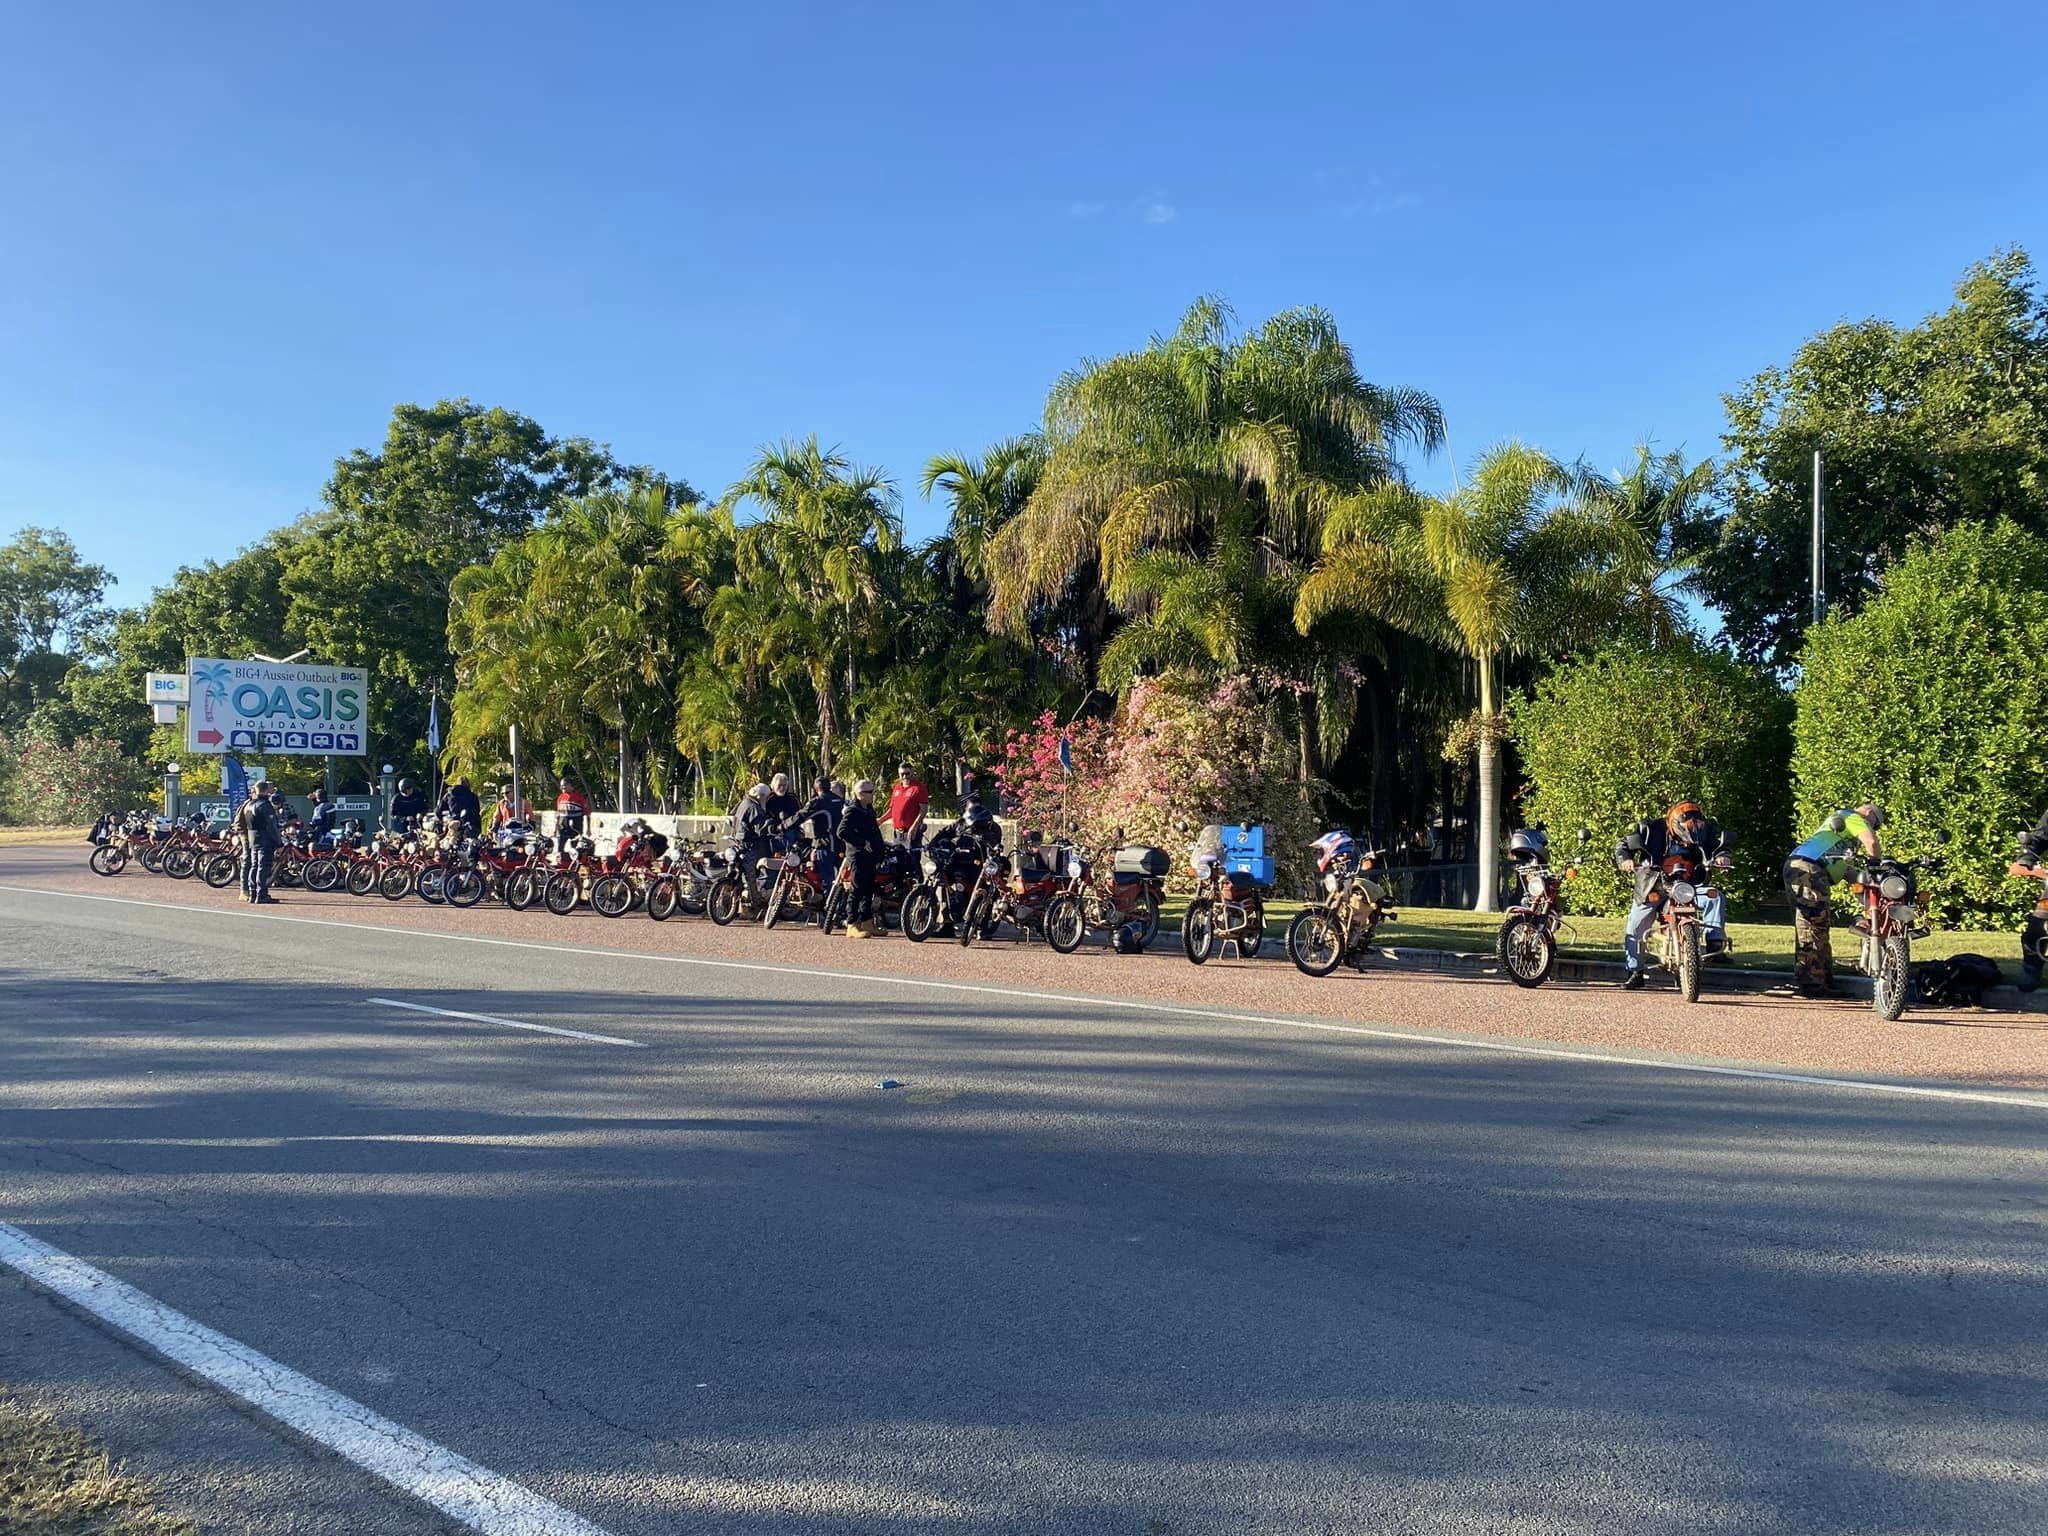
1783 804 1884 998
2009 805 2048 993
839 779 886 939
1615 801 1731 989
785 776 846 852
733 782 776 908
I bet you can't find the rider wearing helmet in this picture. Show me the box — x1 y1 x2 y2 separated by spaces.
1784 803 1885 998
389 775 428 832
839 779 886 938
1615 801 1731 989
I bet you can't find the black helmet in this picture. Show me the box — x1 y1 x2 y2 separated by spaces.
398 777 416 793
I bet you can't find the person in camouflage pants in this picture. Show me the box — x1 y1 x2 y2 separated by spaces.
1782 805 1884 997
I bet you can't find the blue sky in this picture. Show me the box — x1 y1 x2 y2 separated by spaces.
2 1 2042 607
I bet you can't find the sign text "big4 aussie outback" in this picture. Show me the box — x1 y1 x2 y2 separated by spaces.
185 658 369 755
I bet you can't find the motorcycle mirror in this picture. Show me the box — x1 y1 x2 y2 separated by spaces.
1577 828 1591 846
1932 829 1952 846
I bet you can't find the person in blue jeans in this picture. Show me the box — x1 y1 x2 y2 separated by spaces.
1615 801 1731 989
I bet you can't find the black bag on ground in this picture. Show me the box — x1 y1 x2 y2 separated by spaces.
1909 953 2003 1008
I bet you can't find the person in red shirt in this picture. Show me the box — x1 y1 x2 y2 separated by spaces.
554 776 591 839
884 761 928 844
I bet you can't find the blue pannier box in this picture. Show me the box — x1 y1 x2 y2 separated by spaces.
1207 823 1275 886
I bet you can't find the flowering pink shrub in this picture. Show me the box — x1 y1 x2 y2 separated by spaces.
987 676 1316 890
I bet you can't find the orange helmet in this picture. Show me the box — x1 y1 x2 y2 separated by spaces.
1666 801 1705 836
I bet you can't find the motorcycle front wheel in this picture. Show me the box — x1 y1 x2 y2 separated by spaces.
89 845 126 876
416 867 448 905
959 889 994 947
1182 899 1217 965
303 856 341 892
591 874 633 918
1676 923 1702 1003
444 869 485 908
346 861 380 897
140 843 166 873
900 884 938 942
1874 933 1911 1021
1286 910 1344 977
164 847 198 880
707 877 740 926
646 876 679 922
1496 914 1556 988
1045 893 1086 954
379 865 414 901
544 874 580 915
201 852 239 888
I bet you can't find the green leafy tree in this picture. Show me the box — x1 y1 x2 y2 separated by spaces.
1793 520 2048 924
1506 642 1793 916
0 527 113 732
282 399 651 761
1298 444 1668 910
1694 249 2048 668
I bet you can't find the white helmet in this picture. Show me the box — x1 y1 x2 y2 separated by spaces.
1508 827 1548 862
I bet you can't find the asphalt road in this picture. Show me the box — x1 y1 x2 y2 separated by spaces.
2 885 2044 1535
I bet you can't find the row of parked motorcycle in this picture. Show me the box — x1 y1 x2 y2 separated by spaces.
85 808 1421 978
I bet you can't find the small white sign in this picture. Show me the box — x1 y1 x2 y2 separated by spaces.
146 672 190 704
153 702 180 724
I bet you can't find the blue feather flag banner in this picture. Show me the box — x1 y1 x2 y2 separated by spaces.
427 694 442 752
1058 734 1073 775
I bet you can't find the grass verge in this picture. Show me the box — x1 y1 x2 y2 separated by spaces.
1159 897 2023 972
0 1388 193 1536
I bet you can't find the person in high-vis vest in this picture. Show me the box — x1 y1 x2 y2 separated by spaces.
1783 805 1884 997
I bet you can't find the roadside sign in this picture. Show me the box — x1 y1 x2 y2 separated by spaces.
186 658 368 756
146 672 190 705
152 702 180 724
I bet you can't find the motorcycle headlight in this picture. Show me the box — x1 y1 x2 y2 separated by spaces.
1668 879 1697 905
1878 874 1910 901
921 852 937 875
1323 871 1341 894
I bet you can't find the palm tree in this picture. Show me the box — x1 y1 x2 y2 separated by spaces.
981 298 1443 793
1562 446 1714 650
920 436 1044 591
1295 443 1666 911
717 438 900 772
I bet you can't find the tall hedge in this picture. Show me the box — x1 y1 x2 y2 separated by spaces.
1507 643 1793 915
1794 520 2048 925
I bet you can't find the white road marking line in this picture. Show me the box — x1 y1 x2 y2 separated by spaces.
0 1221 613 1536
5 883 2044 1112
366 996 643 1047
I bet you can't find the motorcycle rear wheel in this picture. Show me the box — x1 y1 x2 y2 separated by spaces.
1181 899 1217 965
1286 910 1345 978
591 874 633 918
1874 933 1911 1021
1496 914 1556 988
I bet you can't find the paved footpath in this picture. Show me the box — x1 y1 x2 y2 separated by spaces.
1 849 2045 1534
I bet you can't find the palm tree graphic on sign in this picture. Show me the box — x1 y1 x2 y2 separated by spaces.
192 660 232 728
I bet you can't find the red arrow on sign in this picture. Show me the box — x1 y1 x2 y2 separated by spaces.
196 729 222 745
